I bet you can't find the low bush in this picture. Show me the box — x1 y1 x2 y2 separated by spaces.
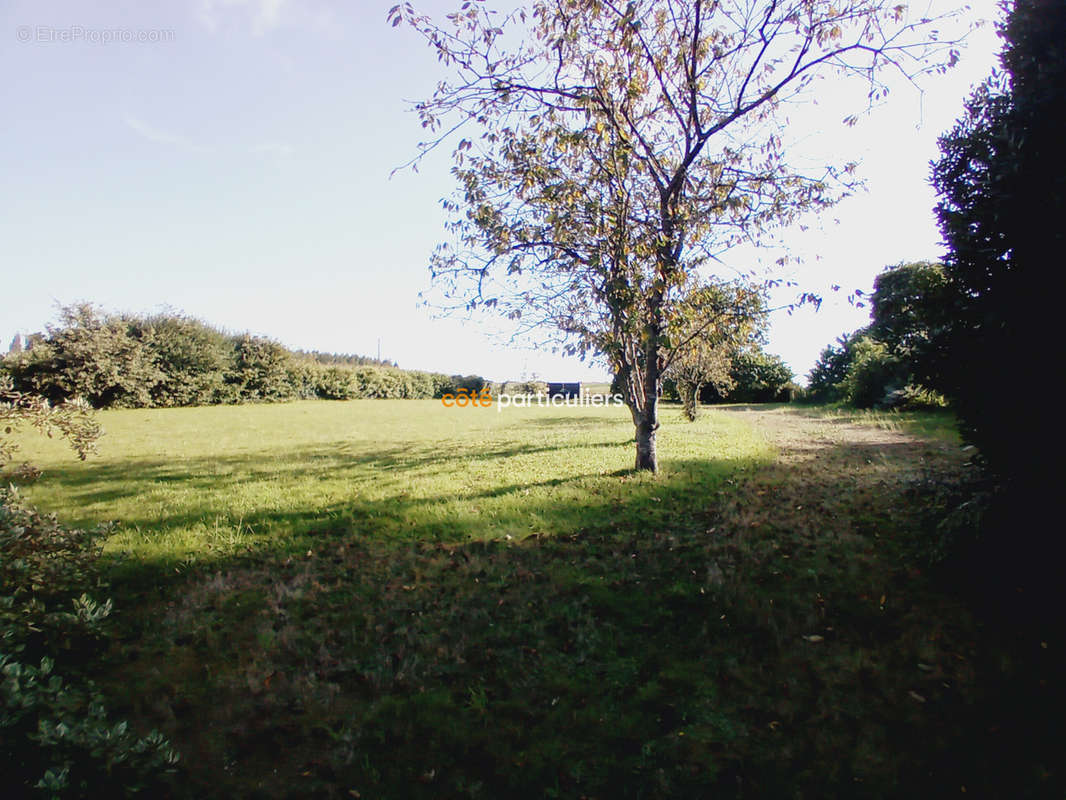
1 489 179 797
841 337 907 408
884 383 950 411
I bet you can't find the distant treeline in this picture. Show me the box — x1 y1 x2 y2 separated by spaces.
293 350 399 368
2 305 487 409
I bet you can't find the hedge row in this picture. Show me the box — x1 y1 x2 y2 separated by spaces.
2 304 487 409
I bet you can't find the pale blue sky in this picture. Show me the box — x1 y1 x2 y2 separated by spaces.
1 0 1002 383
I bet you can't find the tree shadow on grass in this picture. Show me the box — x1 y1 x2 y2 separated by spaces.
96 453 751 799
86 434 1064 800
28 437 632 515
91 447 761 583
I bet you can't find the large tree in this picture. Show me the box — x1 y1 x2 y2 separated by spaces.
931 0 1065 487
395 0 964 471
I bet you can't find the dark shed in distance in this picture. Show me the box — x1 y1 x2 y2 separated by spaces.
547 382 581 399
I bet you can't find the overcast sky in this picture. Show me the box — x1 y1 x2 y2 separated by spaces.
1 0 1003 383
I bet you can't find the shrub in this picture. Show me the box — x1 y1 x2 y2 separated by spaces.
310 365 355 400
1 377 100 476
400 370 437 399
884 384 950 411
284 362 320 400
430 373 457 398
6 305 164 409
841 337 908 409
1 488 180 797
728 352 793 403
128 314 232 407
230 335 295 402
8 304 486 409
500 380 548 396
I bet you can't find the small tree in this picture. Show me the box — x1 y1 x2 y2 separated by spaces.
665 281 765 421
395 0 965 471
867 261 952 378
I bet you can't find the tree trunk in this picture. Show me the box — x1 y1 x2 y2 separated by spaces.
635 415 657 472
633 359 660 472
681 381 702 422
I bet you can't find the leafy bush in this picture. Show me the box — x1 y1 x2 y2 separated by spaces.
448 374 489 396
128 314 233 407
400 370 437 399
1 488 179 797
6 305 164 409
1 377 100 476
429 373 457 398
500 380 548 396
727 352 793 403
229 335 295 402
840 338 907 409
350 366 400 399
312 365 357 400
284 361 321 400
884 384 949 411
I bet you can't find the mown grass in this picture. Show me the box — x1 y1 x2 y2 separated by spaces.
10 400 1062 798
16 400 772 565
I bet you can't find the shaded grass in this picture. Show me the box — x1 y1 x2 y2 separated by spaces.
9 401 1062 798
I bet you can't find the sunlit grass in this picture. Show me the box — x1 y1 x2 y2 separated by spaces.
15 399 774 565
781 402 962 443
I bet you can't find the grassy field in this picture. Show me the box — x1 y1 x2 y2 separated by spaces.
11 400 1062 798
17 400 773 563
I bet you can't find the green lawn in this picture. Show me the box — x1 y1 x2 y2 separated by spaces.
10 400 1061 798
18 399 772 564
